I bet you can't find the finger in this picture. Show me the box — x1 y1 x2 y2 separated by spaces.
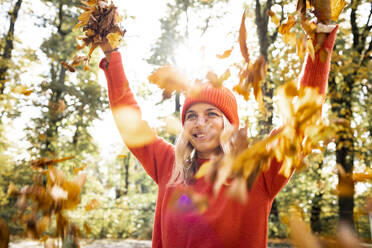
316 23 336 33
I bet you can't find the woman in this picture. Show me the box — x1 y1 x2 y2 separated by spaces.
99 25 338 248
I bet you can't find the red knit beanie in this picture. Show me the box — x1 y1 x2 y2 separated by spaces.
181 83 239 127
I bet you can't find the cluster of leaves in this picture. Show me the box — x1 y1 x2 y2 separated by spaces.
196 82 337 201
6 157 99 247
268 0 346 62
62 0 126 72
233 11 267 112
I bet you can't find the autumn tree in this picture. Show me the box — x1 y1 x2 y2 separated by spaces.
25 0 107 161
328 0 371 229
0 0 23 95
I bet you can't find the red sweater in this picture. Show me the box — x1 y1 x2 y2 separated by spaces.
99 28 337 248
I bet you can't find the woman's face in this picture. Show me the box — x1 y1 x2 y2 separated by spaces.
184 103 224 159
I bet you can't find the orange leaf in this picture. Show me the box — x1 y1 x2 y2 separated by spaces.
238 11 250 63
73 164 87 175
85 199 100 211
148 66 189 94
84 222 92 235
278 15 296 34
267 10 280 26
216 49 232 59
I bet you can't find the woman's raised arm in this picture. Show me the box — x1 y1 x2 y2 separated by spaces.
99 44 175 185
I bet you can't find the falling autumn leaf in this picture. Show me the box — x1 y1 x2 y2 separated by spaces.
112 106 156 148
164 116 182 135
30 156 74 170
306 38 315 61
12 85 33 96
116 154 127 159
85 199 100 211
330 0 347 21
148 66 189 100
239 10 250 63
216 49 232 59
267 10 280 26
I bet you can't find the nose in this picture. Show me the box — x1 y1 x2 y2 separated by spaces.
195 115 208 127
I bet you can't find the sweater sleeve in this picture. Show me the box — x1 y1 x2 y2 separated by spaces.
263 26 338 198
99 52 174 185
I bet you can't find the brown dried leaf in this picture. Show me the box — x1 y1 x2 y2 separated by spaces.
238 11 250 63
61 61 75 72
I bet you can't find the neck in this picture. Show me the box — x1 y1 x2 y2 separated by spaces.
196 147 222 159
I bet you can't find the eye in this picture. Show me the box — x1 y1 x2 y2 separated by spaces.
207 112 220 117
186 113 196 120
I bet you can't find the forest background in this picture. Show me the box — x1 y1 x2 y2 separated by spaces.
0 0 371 243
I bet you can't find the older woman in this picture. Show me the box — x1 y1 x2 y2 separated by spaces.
99 25 338 248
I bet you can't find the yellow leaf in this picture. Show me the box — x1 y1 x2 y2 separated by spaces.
12 85 33 96
165 116 181 135
113 106 156 148
216 49 232 59
267 10 280 26
78 10 92 22
283 33 297 46
195 160 213 179
306 39 315 61
330 0 346 21
106 32 122 49
116 154 127 159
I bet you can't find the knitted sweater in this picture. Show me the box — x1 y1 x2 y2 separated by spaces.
99 27 337 248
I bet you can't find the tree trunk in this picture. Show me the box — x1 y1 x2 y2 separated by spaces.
329 74 355 229
0 0 23 95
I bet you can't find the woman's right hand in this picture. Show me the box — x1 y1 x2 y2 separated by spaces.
100 37 116 62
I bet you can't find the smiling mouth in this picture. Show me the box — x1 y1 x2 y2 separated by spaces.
193 133 206 138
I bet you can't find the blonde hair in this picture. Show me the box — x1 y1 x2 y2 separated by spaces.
168 115 234 186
